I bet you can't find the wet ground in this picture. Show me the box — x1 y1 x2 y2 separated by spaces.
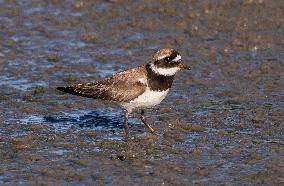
0 0 283 185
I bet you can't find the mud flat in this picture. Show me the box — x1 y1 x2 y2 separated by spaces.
0 0 283 185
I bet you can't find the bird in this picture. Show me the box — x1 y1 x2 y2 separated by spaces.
57 48 190 135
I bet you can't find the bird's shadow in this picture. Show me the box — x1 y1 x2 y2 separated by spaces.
44 110 125 130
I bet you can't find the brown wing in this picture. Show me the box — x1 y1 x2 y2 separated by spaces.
57 65 147 103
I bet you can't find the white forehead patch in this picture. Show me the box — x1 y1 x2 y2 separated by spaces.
173 55 181 61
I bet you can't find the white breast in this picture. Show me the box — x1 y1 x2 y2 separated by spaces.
120 88 169 112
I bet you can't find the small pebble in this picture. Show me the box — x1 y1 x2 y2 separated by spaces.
116 155 126 161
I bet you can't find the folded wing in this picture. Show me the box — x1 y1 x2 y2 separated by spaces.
57 66 147 103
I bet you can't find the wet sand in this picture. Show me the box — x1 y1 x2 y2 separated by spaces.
0 0 283 185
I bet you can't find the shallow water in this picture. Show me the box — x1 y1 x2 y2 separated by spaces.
0 0 283 185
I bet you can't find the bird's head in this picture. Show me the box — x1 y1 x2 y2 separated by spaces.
150 48 190 76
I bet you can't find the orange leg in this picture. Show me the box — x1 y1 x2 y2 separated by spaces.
140 110 155 133
124 110 129 136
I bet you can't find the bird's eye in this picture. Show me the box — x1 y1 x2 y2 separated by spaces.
165 57 171 62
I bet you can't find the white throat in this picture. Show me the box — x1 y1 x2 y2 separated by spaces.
150 63 180 76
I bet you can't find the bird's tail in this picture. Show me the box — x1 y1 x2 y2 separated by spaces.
56 85 99 99
56 86 79 95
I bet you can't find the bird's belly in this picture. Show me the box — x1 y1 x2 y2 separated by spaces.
121 89 169 112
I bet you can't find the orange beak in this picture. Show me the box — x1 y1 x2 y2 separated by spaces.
178 62 190 70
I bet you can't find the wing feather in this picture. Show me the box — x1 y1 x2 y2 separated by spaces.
57 65 147 103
